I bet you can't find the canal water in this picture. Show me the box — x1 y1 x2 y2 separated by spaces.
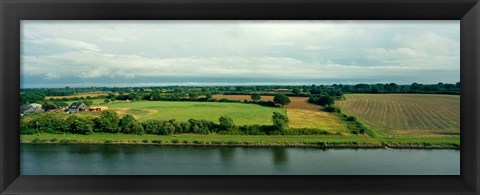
20 144 460 175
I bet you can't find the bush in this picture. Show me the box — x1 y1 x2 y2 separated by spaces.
272 112 288 131
66 115 95 135
142 120 163 134
60 139 70 144
193 140 205 144
257 101 276 107
32 138 41 143
219 115 235 131
119 114 137 133
188 119 214 134
346 116 357 121
20 129 36 135
151 140 162 144
95 110 120 133
142 139 149 143
27 113 69 133
324 105 341 113
126 121 145 135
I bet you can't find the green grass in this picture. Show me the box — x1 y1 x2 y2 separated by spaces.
21 133 459 148
103 101 286 125
336 94 460 136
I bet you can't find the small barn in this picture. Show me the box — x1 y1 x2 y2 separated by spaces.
68 102 88 113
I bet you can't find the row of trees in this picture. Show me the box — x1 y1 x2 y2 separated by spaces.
20 110 290 135
329 82 460 94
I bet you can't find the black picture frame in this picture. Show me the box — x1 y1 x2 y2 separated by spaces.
1 0 479 194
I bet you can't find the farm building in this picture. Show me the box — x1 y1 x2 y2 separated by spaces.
68 102 88 113
20 103 44 115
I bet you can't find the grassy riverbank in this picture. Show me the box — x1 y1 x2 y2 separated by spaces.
21 133 460 149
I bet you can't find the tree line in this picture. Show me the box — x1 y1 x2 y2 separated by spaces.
20 110 300 136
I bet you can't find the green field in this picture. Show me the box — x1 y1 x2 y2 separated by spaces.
336 94 460 136
104 101 286 125
21 133 460 148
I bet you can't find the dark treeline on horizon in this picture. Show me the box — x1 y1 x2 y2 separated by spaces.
20 82 460 96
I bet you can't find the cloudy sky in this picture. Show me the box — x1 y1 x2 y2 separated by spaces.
21 20 459 88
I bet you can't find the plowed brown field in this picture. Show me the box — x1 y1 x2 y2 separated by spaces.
336 94 460 135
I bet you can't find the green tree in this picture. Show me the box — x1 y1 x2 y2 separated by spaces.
82 100 94 107
316 95 334 106
95 110 120 133
66 115 94 134
219 115 235 131
142 120 162 134
28 113 68 133
251 94 261 102
20 92 45 105
272 112 288 131
189 92 199 100
273 94 291 107
205 93 213 100
126 121 145 135
119 114 136 133
52 101 68 108
291 88 301 95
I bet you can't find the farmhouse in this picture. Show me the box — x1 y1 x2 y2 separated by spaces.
20 103 44 115
68 102 88 113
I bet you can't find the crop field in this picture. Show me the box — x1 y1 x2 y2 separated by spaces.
46 91 108 99
336 94 460 135
105 101 285 125
213 95 350 133
213 95 317 110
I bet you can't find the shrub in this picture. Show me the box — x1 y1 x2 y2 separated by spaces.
60 139 70 144
151 140 162 144
142 139 149 143
66 115 95 135
272 112 288 131
119 114 137 133
32 138 41 143
219 115 235 131
346 116 357 121
324 105 341 113
20 129 36 135
95 110 120 133
193 140 205 144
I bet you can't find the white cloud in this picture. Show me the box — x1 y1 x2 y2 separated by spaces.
29 38 101 52
20 20 460 86
304 45 332 50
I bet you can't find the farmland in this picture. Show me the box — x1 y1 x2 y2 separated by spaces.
213 95 350 133
336 94 460 136
46 91 108 99
20 91 461 148
105 101 285 126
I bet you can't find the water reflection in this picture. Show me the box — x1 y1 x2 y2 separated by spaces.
272 147 288 168
218 147 235 168
21 144 460 175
